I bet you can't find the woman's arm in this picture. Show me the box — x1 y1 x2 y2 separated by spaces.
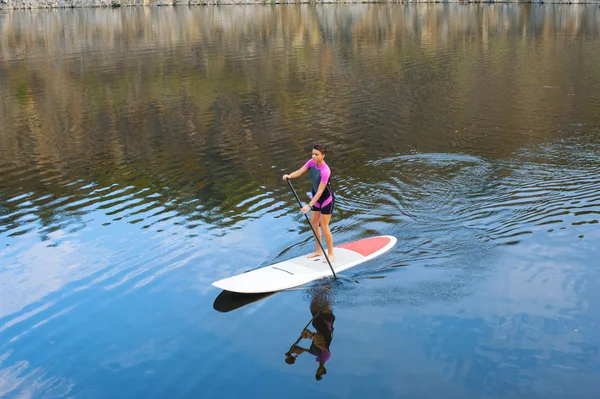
282 166 307 180
301 183 327 214
290 345 308 354
310 183 327 205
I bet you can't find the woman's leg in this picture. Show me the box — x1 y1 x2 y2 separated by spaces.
319 214 334 262
307 210 323 258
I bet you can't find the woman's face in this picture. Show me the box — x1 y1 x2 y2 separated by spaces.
312 149 325 164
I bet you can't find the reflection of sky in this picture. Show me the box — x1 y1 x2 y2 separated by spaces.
0 202 302 320
2 171 599 398
207 228 600 398
315 233 599 398
2 212 599 398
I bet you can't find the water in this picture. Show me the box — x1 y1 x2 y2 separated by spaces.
1 4 600 398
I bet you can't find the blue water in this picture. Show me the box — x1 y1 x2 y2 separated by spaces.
1 4 600 398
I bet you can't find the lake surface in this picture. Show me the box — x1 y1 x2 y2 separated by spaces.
1 4 600 398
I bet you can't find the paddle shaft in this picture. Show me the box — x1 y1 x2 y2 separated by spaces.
286 178 337 279
286 311 321 354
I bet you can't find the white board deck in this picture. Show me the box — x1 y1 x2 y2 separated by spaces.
212 235 397 294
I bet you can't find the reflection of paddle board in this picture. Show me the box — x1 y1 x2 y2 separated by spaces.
212 235 396 294
213 290 275 313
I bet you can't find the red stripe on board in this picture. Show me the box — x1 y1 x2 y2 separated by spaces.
336 236 391 257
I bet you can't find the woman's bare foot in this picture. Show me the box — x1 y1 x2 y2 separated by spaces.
307 252 323 258
324 254 335 263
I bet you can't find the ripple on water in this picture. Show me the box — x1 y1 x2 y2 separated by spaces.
320 146 600 285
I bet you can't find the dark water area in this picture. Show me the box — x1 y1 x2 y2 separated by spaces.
1 4 600 398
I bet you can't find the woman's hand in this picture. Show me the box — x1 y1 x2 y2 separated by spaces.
301 329 314 339
301 204 311 214
282 174 290 180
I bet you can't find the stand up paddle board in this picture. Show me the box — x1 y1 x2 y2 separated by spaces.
212 235 396 294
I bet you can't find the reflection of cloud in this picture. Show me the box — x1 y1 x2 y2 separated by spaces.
0 230 110 320
101 339 178 371
0 350 75 399
462 231 600 319
0 218 184 321
0 193 298 331
488 245 584 309
0 356 32 398
0 301 54 335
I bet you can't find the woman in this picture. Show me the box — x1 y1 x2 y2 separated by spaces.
282 144 335 262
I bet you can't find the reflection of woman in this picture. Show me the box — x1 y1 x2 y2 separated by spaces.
285 288 335 381
282 144 335 262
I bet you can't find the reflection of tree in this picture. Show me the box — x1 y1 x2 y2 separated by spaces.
1 5 599 238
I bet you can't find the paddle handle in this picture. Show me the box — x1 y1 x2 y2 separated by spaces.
286 178 337 280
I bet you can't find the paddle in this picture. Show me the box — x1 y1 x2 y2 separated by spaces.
286 178 337 279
